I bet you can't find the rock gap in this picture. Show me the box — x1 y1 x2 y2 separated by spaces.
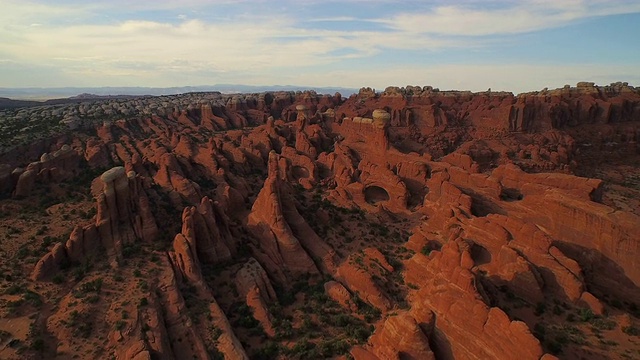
364 185 390 204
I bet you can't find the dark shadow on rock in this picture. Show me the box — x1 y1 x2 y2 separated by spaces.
429 326 455 360
553 241 640 302
364 185 390 204
469 242 492 266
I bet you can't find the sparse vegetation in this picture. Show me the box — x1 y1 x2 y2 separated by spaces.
115 320 126 331
623 325 640 336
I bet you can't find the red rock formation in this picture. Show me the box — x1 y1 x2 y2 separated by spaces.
84 134 111 168
324 280 355 310
236 258 277 337
512 189 640 299
165 239 248 359
578 291 605 315
178 197 235 265
491 163 602 201
354 312 435 360
6 84 640 359
281 146 317 189
404 242 547 360
30 243 68 282
65 224 100 264
9 143 81 198
95 167 158 261
358 160 409 211
153 152 201 204
13 168 36 198
108 291 173 360
200 103 221 130
418 162 595 305
461 215 585 303
337 110 390 155
336 251 392 312
317 142 357 189
32 166 158 280
248 151 336 280
170 232 203 285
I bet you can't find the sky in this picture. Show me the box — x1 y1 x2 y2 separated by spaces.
1 0 639 93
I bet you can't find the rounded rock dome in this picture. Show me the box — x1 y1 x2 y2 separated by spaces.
372 109 391 128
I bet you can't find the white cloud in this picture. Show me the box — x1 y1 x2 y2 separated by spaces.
0 11 459 84
384 0 640 36
0 0 638 88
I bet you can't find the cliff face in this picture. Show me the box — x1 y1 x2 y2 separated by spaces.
405 242 544 360
31 166 158 280
0 143 82 198
95 167 158 260
247 151 337 281
338 82 640 132
177 196 235 266
3 83 640 359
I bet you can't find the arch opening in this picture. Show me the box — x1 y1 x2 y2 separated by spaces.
365 185 390 204
500 188 523 202
291 166 310 180
470 243 492 266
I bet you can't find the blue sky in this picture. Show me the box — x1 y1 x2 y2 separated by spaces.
1 0 639 93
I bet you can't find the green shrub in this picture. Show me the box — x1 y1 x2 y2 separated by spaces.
623 325 640 336
317 339 350 357
122 243 142 259
52 273 65 284
275 319 293 339
15 246 29 259
590 317 616 331
74 278 102 298
115 320 126 331
209 348 225 360
30 338 45 352
552 304 565 315
230 303 260 328
253 341 280 359
287 338 316 357
23 290 42 307
211 326 222 341
577 308 595 322
84 295 100 304
5 284 23 295
354 294 381 322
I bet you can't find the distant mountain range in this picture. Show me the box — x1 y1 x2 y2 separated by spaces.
0 84 359 102
0 95 145 110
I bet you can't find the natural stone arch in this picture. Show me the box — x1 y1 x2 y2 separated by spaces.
500 188 523 202
364 185 390 204
291 166 310 180
470 242 492 266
